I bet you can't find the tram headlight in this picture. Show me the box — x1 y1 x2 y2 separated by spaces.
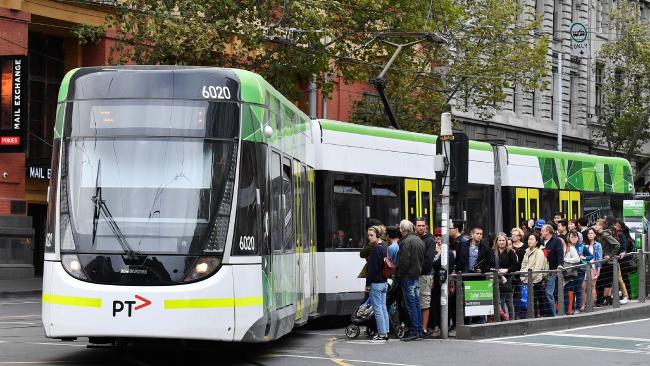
184 256 221 282
61 254 87 280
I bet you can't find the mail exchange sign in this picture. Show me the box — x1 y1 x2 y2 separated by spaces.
0 56 27 153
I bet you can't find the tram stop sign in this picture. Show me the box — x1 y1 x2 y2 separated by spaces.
570 22 590 58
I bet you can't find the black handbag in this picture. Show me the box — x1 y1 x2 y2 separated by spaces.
563 261 578 281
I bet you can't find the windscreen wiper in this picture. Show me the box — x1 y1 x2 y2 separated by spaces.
91 160 140 260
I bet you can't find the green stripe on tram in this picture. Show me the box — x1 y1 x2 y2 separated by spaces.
164 297 263 309
42 293 102 308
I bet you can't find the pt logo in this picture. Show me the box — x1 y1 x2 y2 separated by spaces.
112 295 152 317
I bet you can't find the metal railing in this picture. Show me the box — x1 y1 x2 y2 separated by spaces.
453 250 648 325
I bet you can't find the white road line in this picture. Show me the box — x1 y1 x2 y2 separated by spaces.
296 331 343 337
265 354 423 366
0 301 40 306
479 317 650 341
0 341 86 348
550 317 650 333
545 332 650 343
0 315 40 319
479 339 650 355
0 321 39 325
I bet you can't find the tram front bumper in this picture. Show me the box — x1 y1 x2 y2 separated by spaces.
41 261 263 341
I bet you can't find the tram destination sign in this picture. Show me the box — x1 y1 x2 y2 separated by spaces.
570 22 590 58
0 56 27 153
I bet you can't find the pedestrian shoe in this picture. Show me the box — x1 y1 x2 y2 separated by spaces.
573 309 581 315
401 334 420 342
620 297 629 305
370 334 388 343
604 297 613 306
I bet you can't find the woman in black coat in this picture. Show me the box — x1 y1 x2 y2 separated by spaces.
483 232 519 320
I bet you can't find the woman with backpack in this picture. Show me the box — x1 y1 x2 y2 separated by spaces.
366 226 390 342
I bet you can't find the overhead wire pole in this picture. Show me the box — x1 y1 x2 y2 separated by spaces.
439 112 452 339
369 33 447 129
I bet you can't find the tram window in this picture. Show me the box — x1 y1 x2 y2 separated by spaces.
332 178 364 249
407 190 417 223
270 152 282 252
466 184 492 233
571 201 580 219
517 197 527 221
301 165 309 251
540 190 557 222
282 158 294 253
610 195 624 218
370 178 400 227
583 193 606 222
530 198 538 220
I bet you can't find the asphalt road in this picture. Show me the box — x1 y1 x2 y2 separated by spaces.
2 294 650 366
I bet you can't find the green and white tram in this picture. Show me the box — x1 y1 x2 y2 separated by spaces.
43 66 633 344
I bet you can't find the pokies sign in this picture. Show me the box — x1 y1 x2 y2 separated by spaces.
0 56 27 153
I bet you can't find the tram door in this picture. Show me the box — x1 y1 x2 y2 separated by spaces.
404 179 434 229
515 188 540 223
560 191 581 219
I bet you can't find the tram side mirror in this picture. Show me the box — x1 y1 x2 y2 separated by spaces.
263 125 274 138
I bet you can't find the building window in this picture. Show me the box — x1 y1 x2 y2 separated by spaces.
531 90 536 116
28 33 64 161
595 62 603 117
551 67 558 120
536 0 544 17
570 72 578 123
596 0 603 32
553 0 562 39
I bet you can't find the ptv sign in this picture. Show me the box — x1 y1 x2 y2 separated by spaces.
570 22 590 58
112 295 152 317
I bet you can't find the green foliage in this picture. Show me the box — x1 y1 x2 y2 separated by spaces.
75 0 423 102
595 0 650 162
75 0 548 133
350 0 549 133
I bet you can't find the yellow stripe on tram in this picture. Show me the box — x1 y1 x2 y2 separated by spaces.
42 293 102 308
164 297 263 309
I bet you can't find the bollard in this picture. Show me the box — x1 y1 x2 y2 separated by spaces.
612 257 620 309
527 269 534 319
639 251 646 303
586 262 594 312
493 270 501 322
456 274 465 325
557 268 564 316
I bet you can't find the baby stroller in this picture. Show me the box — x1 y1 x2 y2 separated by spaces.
344 280 408 339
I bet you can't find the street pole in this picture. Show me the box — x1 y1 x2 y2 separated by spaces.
309 77 317 119
440 112 452 339
557 52 563 151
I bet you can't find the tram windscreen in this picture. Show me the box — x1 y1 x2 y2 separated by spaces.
64 137 236 255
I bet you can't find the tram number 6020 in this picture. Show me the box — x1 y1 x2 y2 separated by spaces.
201 85 231 100
239 236 255 251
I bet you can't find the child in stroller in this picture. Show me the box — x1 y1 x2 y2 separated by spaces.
345 280 408 339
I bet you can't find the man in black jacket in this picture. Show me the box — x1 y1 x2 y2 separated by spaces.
541 224 564 316
415 217 436 335
396 219 425 341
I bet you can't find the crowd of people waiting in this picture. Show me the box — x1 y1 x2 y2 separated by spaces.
359 213 639 343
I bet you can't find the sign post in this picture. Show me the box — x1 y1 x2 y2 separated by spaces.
570 22 590 58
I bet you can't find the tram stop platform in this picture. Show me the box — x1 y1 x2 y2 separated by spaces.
0 277 42 298
457 300 650 339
